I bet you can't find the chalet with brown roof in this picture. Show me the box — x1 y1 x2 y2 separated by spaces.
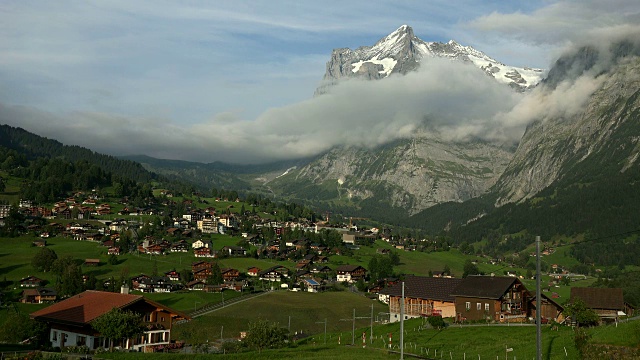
186 280 206 291
170 240 190 252
21 288 57 304
570 287 632 323
221 245 246 257
247 267 261 277
529 293 565 323
30 290 189 351
296 260 312 270
84 259 100 266
194 247 215 258
131 274 151 291
451 276 531 323
166 227 180 236
191 261 211 273
20 276 44 288
259 265 289 282
107 246 121 255
336 265 367 283
164 270 181 282
221 268 240 283
193 268 212 281
380 276 462 322
311 264 332 275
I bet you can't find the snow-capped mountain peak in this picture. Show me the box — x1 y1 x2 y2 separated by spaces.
317 25 544 93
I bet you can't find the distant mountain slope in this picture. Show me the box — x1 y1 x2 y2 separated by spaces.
317 25 544 94
121 154 312 191
494 41 640 205
408 44 640 240
0 124 158 184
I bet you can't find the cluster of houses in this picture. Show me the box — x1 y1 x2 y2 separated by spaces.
379 275 633 325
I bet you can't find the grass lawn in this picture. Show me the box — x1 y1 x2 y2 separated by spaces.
144 290 242 313
98 317 590 360
172 291 387 344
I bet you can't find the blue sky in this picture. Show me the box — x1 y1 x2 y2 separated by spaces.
1 1 638 163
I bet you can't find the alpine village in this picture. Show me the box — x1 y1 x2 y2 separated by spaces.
2 24 640 360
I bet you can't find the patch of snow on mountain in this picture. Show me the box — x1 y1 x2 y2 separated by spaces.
276 166 297 179
351 57 398 76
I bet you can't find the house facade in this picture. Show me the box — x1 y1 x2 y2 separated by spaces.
529 293 565 323
336 265 367 283
451 276 530 323
31 290 189 351
570 287 632 323
381 275 462 322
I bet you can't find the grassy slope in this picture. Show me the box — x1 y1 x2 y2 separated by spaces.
172 291 388 344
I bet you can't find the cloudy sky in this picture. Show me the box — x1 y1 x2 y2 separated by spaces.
1 1 638 164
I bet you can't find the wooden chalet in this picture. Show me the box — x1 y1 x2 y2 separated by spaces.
31 290 189 351
194 247 215 258
221 246 246 257
221 268 240 283
529 293 565 323
20 276 44 288
381 275 462 322
336 265 367 283
451 276 531 323
21 288 57 304
259 265 289 282
164 270 181 282
570 287 632 323
186 280 206 291
247 267 261 277
138 276 174 293
84 259 100 266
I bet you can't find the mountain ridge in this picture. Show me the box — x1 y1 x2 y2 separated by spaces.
316 24 544 95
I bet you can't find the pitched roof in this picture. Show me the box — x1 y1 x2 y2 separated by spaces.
30 290 143 325
570 287 624 310
30 290 189 325
336 265 365 272
451 276 523 299
380 275 463 302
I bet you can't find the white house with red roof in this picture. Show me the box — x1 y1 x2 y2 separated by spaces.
30 290 189 351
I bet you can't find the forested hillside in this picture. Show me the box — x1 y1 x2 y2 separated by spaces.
0 125 157 184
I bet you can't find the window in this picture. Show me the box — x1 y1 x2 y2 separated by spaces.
145 313 152 322
485 303 490 311
465 302 470 311
52 331 58 341
161 316 165 322
77 336 86 346
477 303 481 310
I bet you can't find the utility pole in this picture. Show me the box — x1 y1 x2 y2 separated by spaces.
536 236 542 360
352 308 355 345
340 308 371 346
370 303 374 344
315 319 327 344
400 281 405 360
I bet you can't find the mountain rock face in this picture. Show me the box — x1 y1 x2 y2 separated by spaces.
265 131 513 215
316 25 544 94
494 44 640 205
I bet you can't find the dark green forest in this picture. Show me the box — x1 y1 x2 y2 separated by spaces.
0 125 157 183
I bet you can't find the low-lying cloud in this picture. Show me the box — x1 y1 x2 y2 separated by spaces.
3 24 640 165
0 58 522 164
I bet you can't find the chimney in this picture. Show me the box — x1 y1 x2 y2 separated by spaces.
121 284 129 294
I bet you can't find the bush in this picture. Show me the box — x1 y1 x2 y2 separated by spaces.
427 315 446 329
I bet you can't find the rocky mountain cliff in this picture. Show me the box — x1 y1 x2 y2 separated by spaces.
264 132 513 215
494 41 640 205
316 25 544 94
